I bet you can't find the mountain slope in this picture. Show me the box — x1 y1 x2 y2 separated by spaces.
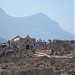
0 37 7 43
0 8 74 40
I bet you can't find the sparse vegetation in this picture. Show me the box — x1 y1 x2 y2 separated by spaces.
0 40 75 75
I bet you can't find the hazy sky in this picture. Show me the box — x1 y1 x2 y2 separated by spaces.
0 0 74 34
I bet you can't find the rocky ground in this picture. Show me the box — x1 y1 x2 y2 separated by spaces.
0 41 75 75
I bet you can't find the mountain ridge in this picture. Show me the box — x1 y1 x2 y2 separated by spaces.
0 8 74 40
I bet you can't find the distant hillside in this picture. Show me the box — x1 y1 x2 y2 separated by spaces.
0 37 7 43
0 8 74 40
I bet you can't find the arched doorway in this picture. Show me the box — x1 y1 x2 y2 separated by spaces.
26 44 30 49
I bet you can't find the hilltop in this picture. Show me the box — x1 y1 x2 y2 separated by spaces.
0 8 74 40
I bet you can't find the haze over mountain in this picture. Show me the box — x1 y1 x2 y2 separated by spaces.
0 37 7 43
0 8 74 40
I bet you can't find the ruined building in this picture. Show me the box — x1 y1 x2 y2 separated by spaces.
10 35 46 51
